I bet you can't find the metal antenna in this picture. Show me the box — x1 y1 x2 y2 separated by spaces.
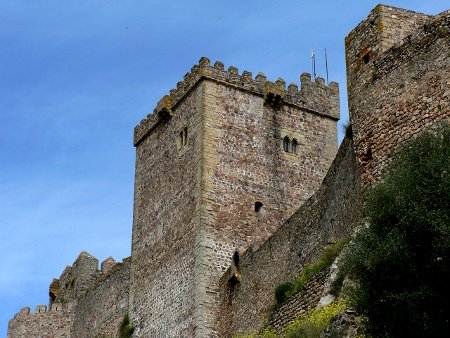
325 48 329 84
311 50 316 81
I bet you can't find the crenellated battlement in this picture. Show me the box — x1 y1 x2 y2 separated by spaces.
369 10 449 80
347 7 449 91
12 302 69 319
133 57 339 146
346 5 450 188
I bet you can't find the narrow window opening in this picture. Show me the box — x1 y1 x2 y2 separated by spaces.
362 53 370 64
228 274 239 287
182 127 188 146
283 136 290 152
178 131 184 150
292 139 298 154
255 201 263 212
233 252 240 267
362 148 373 162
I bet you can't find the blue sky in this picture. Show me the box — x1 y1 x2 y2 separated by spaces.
1 1 448 336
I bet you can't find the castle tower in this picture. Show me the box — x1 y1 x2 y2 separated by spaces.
129 57 339 337
345 5 450 187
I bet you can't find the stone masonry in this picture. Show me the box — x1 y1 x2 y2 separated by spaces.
8 4 449 338
8 253 130 338
346 5 450 187
130 57 339 337
216 137 361 337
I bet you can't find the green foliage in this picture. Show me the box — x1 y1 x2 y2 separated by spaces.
234 328 277 338
290 239 348 297
235 301 347 338
343 122 353 139
275 282 293 304
283 300 347 338
119 314 134 338
342 123 450 337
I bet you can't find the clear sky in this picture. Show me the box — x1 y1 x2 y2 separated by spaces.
1 1 448 336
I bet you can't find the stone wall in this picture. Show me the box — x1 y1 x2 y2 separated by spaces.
70 257 131 338
129 79 204 337
7 304 72 338
57 252 100 304
216 137 361 337
130 57 340 337
268 268 330 331
346 5 450 187
8 254 129 338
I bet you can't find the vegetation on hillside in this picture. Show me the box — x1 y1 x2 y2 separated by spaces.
236 300 346 338
341 123 450 337
275 240 348 305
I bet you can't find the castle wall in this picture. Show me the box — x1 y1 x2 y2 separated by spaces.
216 138 361 337
8 305 72 338
267 268 330 331
70 258 131 338
129 82 205 337
130 57 340 337
198 77 338 335
346 6 450 186
57 251 100 304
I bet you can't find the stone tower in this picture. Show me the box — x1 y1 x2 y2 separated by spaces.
129 57 339 337
345 5 450 187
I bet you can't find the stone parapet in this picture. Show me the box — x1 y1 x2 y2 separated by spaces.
8 303 72 338
133 57 339 146
348 8 449 91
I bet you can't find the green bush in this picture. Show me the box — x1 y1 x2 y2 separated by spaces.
283 300 347 338
343 121 353 139
119 314 134 338
275 282 293 304
342 123 450 337
235 301 345 338
290 239 348 296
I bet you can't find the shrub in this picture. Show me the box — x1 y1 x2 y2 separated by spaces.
342 123 450 337
275 282 293 304
290 239 348 296
283 300 347 338
119 314 134 338
343 121 353 139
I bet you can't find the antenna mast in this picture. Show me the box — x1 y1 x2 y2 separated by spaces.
325 48 329 84
311 50 316 81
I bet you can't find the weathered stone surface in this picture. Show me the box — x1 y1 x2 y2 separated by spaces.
216 138 361 337
8 253 130 338
321 309 359 338
130 64 339 337
70 258 130 338
268 268 331 331
8 4 450 338
346 5 450 188
8 305 72 338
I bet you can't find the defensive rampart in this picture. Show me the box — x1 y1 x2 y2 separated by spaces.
216 137 361 337
8 253 130 338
